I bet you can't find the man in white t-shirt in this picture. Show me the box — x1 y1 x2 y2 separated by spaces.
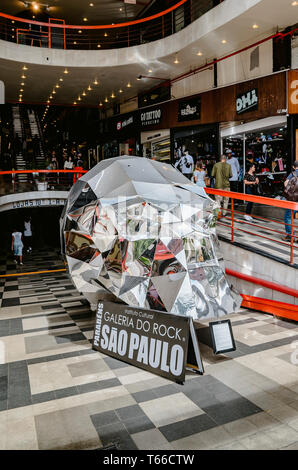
226 149 240 192
175 150 194 180
24 217 33 253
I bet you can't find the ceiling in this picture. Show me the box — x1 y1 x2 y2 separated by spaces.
0 0 297 110
0 0 158 25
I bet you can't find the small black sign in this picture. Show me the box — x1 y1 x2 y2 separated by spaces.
92 301 190 383
236 88 258 114
209 319 236 354
178 98 201 122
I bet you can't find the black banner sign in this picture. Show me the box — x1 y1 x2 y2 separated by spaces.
178 98 201 122
140 108 162 127
92 301 190 383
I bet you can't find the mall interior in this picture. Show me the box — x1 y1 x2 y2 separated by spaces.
0 0 298 452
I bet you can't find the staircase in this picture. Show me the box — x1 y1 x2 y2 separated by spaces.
12 105 27 184
28 109 46 169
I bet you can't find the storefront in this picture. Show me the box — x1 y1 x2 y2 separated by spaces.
102 111 140 159
140 104 170 162
221 116 288 196
288 69 298 163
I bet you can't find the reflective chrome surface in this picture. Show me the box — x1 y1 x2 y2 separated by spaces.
61 156 241 318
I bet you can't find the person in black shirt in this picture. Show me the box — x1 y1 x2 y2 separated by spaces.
244 164 259 222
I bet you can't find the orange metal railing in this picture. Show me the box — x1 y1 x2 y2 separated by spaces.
205 188 298 266
0 0 224 50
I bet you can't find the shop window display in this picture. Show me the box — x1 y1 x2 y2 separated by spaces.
173 126 219 182
223 125 288 197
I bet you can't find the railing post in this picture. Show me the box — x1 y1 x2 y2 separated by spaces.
290 209 294 265
231 198 234 243
128 26 129 47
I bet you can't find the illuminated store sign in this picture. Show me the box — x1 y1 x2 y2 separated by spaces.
140 108 162 126
236 88 258 114
178 98 201 122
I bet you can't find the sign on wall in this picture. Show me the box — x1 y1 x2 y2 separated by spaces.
288 70 298 114
92 301 190 383
178 98 201 122
236 88 258 114
140 108 162 127
117 115 134 131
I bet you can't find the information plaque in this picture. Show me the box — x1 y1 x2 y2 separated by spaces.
92 301 191 383
209 319 236 354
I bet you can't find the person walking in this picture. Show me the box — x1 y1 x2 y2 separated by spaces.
283 161 298 241
193 162 207 187
11 229 24 265
24 216 33 253
211 155 233 218
175 149 194 180
226 149 240 192
64 156 74 187
243 164 259 222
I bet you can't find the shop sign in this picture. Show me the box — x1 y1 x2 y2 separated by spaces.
12 198 65 209
140 108 162 127
236 88 258 114
92 301 190 383
117 115 134 131
178 98 201 122
288 70 298 114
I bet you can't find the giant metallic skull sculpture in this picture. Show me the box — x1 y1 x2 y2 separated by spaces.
61 156 241 320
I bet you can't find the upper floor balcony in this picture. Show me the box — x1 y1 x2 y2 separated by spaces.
0 0 224 51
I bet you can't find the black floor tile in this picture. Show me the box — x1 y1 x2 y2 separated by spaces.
91 410 119 428
55 332 86 344
159 413 217 442
103 357 130 370
54 386 79 399
4 285 19 292
123 415 155 435
32 391 56 404
0 376 8 400
132 389 159 404
1 298 20 307
115 405 145 421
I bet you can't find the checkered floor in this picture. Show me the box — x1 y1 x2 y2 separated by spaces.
0 250 298 450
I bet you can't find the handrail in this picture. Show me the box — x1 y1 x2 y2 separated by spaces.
205 188 298 266
0 0 188 30
0 0 224 50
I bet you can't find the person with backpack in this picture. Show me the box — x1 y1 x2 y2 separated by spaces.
175 149 194 180
283 161 298 242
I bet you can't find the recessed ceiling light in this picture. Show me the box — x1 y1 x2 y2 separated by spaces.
221 39 227 44
111 92 115 98
21 82 25 86
52 90 56 94
82 91 86 96
73 41 77 44
99 102 103 107
83 18 88 22
56 84 59 88
97 44 101 48
292 1 298 5
148 69 152 73
78 30 82 33
104 32 108 37
94 79 99 85
119 88 123 93
73 101 77 105
20 89 24 92
252 24 259 29
127 82 131 88
197 51 203 56
88 85 92 91
174 56 179 64
78 96 81 101
21 74 26 79
22 65 28 70
89 3 94 6
104 97 109 103
59 78 63 82
64 69 69 74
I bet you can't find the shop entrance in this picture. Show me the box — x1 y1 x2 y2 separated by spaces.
221 116 288 197
172 124 219 179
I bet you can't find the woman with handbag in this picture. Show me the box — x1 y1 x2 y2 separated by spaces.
244 164 259 222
